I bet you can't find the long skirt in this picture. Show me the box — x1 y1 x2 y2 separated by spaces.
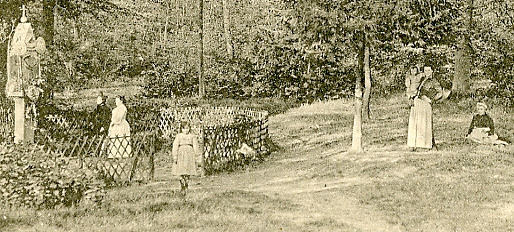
467 128 508 145
108 135 132 158
172 145 198 176
407 98 433 149
108 120 132 158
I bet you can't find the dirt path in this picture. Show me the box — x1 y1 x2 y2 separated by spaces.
196 100 405 231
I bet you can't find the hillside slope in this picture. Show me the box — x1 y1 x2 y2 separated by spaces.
6 97 514 231
190 97 514 231
206 99 406 231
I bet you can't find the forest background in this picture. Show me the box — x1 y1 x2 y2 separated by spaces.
1 0 514 106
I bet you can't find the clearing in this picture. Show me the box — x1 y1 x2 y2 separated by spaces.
4 96 514 231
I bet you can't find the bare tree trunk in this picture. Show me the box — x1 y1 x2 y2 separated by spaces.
41 0 56 100
362 43 372 121
163 4 169 42
71 18 79 40
198 0 205 98
43 0 55 45
452 0 473 98
453 41 471 96
222 0 233 58
351 32 365 153
66 17 77 79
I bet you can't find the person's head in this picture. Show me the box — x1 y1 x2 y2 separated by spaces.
115 95 125 107
423 66 432 74
477 102 487 115
96 96 103 105
416 57 425 71
180 121 191 134
410 66 418 75
96 92 106 105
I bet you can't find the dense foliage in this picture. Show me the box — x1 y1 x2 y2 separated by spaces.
0 143 105 209
475 0 514 105
1 0 514 103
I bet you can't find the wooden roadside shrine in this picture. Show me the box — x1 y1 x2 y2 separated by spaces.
6 5 46 144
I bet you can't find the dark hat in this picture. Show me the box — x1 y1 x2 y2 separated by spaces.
116 95 125 102
98 91 108 100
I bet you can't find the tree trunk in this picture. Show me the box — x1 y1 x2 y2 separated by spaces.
452 0 473 98
41 0 56 100
362 43 371 121
163 5 169 42
222 0 233 59
71 18 79 40
42 0 55 45
351 32 365 153
453 40 471 96
198 0 205 98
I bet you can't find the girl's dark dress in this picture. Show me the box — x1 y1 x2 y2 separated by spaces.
467 114 495 136
466 113 507 145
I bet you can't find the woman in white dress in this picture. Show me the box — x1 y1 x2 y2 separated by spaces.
108 95 132 158
172 122 199 196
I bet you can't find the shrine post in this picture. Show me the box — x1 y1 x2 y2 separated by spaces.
5 6 46 144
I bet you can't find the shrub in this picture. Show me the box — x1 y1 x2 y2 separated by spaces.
0 143 106 209
486 72 514 107
140 62 198 98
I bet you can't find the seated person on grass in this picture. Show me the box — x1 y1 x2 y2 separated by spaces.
466 102 508 145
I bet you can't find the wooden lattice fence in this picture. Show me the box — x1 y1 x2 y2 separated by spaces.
159 106 269 175
0 104 14 143
39 103 161 138
1 101 270 178
33 106 158 183
40 113 90 138
40 133 156 182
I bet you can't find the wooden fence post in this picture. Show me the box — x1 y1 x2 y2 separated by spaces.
150 133 155 180
199 125 205 177
261 113 269 156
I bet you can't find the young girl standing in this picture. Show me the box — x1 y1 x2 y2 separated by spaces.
172 122 199 196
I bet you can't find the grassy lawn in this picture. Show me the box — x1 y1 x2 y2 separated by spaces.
3 95 514 231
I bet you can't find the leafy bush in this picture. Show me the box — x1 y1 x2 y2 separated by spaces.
0 143 105 209
140 62 198 98
483 51 514 106
487 75 514 107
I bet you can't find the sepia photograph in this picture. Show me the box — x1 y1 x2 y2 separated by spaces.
1 0 514 231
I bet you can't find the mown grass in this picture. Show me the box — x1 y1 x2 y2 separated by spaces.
4 94 514 231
